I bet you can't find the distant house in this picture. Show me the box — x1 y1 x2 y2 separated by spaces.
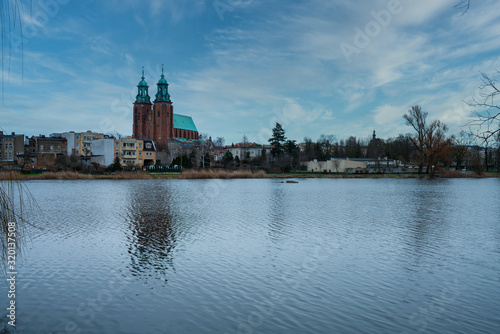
307 157 400 173
224 143 268 160
19 135 68 170
114 137 156 168
0 131 25 169
52 130 106 157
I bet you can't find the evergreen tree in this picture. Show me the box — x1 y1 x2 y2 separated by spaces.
268 122 287 157
109 156 123 172
222 150 234 167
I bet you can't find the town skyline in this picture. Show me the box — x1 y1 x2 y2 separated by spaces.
1 1 500 144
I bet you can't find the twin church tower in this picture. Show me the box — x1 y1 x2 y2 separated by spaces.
132 67 199 147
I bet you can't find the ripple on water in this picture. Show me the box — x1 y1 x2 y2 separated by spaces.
3 178 499 334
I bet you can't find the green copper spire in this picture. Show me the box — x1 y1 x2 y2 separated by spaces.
136 67 151 103
155 64 171 102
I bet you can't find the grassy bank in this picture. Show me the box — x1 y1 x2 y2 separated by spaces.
0 171 153 180
179 169 267 179
1 170 498 181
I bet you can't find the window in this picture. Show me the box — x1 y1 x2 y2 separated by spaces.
50 145 54 150
76 143 80 148
115 142 119 147
146 143 152 149
139 143 142 148
57 146 61 151
40 145 44 150
115 151 119 155
158 111 160 118
76 150 79 155
76 136 80 140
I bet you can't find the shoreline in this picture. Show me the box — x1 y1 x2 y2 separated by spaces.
1 170 498 180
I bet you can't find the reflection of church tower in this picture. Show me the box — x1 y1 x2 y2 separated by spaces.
153 67 174 143
133 68 152 140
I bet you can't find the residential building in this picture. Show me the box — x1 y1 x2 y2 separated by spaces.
0 131 25 168
20 135 67 170
52 131 106 157
114 137 156 168
307 158 401 173
224 143 267 160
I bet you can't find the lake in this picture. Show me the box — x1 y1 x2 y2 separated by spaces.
1 178 499 333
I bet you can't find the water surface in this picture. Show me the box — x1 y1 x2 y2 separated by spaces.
1 178 499 333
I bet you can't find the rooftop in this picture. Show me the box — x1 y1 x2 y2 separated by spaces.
173 114 198 132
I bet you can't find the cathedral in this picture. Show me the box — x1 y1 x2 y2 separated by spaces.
132 68 199 147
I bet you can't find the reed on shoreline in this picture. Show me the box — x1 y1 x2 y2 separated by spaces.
0 171 152 180
179 169 267 179
1 169 497 180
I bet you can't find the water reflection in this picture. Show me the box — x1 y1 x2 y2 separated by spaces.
267 182 288 242
125 182 177 282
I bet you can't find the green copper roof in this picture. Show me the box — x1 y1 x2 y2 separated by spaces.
157 72 168 85
173 114 198 132
138 68 148 87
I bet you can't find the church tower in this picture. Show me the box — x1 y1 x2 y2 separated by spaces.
153 66 174 145
133 68 152 140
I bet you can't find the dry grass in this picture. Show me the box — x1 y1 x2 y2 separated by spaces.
100 171 152 179
179 169 268 179
29 171 94 180
0 171 23 181
1 171 154 180
437 170 497 178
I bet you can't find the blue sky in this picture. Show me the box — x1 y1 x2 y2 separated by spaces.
1 0 499 144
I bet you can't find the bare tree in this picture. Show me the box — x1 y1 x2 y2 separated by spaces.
455 0 470 14
467 71 500 141
403 106 428 173
214 137 225 148
451 131 473 170
242 134 249 144
403 105 452 175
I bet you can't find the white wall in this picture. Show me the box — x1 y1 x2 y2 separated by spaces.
91 138 115 167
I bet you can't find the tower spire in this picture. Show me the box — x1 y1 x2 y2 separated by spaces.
135 67 151 104
155 65 170 102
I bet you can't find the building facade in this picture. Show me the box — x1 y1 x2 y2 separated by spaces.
0 131 25 168
114 136 156 168
132 68 199 147
90 138 116 167
53 131 106 156
20 135 68 170
224 143 267 160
